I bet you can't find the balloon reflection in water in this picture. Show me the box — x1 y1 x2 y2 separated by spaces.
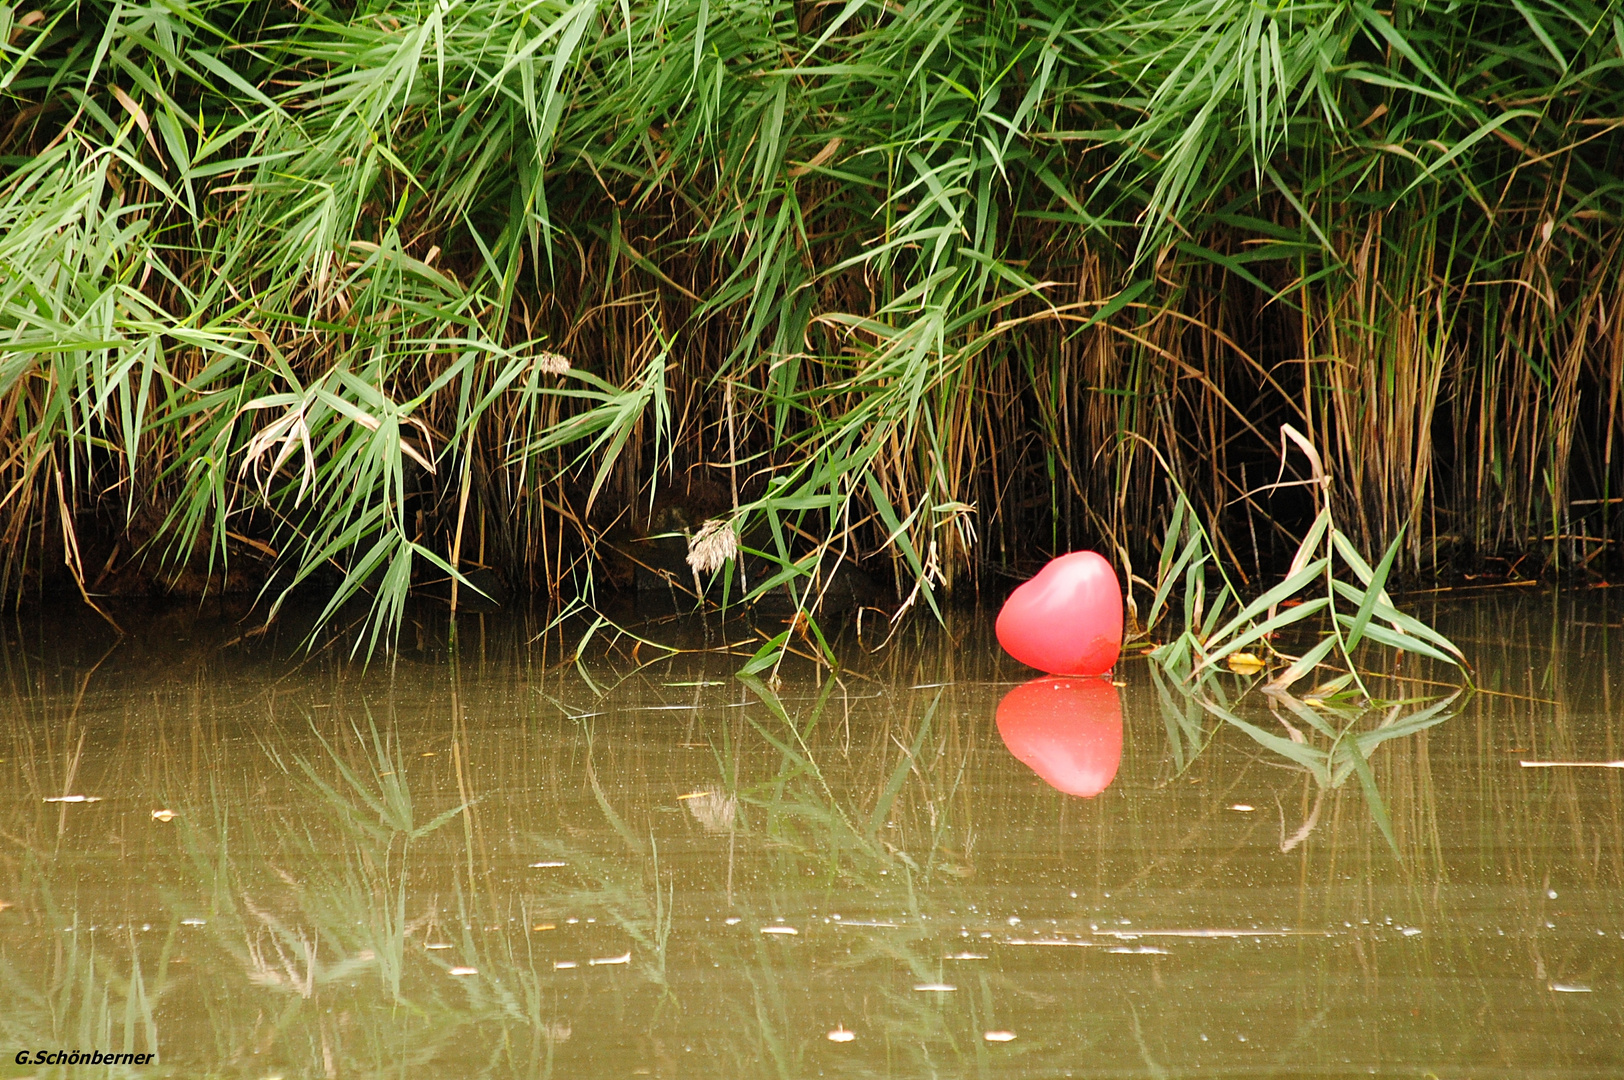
995 677 1124 798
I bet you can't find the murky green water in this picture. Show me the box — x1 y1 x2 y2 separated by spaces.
1 592 1621 1078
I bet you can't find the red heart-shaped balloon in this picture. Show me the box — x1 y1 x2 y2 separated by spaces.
995 551 1123 675
995 677 1123 798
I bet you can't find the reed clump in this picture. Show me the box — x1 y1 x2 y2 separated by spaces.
2 0 1621 639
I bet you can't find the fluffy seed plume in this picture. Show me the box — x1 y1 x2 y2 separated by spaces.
533 351 571 375
686 518 738 575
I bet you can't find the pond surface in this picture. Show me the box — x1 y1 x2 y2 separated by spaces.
0 591 1621 1078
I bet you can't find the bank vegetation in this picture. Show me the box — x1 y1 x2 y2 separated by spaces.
2 0 1621 637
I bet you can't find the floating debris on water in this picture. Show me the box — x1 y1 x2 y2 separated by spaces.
1520 760 1624 768
425 943 452 950
834 920 898 928
151 809 176 822
1109 946 1169 954
1551 983 1593 993
1402 927 1422 937
529 860 568 868
761 926 798 936
984 1031 1017 1043
554 961 578 970
1007 938 1097 947
590 952 631 966
181 918 206 927
532 923 555 932
1092 928 1325 938
946 952 988 960
45 795 101 803
913 983 956 992
1225 652 1266 675
827 1027 856 1043
448 967 478 976
724 916 742 925
1229 804 1255 812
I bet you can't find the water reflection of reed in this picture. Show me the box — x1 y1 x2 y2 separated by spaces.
0 597 1618 1075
